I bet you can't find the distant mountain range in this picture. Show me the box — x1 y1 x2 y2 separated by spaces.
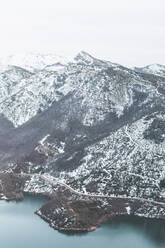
134 63 165 78
0 52 71 72
0 51 165 231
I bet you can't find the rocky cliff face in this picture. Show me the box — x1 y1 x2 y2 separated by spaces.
0 52 165 231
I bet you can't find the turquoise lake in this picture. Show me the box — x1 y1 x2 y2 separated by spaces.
0 195 165 248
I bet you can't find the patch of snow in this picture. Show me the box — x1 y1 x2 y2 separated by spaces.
126 206 131 215
39 134 50 146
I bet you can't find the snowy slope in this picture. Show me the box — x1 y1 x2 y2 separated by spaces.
0 51 133 127
0 52 165 128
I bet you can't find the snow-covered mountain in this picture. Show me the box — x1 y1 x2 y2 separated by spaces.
0 51 165 229
0 51 122 127
134 64 165 78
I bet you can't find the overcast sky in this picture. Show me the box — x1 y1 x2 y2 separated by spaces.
0 0 164 66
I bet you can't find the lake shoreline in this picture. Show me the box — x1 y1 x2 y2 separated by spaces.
0 172 165 233
1 195 165 248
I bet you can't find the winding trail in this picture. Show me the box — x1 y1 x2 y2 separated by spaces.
20 172 165 207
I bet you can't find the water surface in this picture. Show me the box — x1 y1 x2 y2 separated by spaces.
0 196 165 248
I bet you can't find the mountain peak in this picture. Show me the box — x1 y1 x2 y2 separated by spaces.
74 51 97 65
